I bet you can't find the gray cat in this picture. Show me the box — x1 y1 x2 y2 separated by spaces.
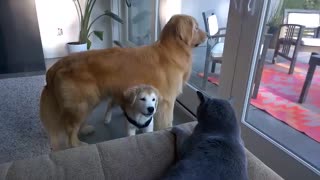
162 91 248 180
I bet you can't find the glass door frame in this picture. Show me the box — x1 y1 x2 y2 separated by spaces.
113 0 320 178
177 0 320 179
117 0 159 47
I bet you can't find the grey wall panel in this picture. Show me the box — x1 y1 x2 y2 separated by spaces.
0 0 45 74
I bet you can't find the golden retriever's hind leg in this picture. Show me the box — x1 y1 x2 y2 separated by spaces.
66 122 88 147
49 133 60 151
62 109 88 148
49 132 68 151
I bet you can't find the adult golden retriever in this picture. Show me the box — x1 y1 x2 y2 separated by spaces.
40 14 206 151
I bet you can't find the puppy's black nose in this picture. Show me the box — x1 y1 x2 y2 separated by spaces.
147 107 154 113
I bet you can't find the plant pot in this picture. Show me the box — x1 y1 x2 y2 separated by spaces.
269 34 278 49
267 27 279 49
67 42 87 54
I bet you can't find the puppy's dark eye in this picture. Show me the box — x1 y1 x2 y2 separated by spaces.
140 98 146 101
152 98 155 101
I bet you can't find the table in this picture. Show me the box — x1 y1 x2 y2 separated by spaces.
298 52 320 103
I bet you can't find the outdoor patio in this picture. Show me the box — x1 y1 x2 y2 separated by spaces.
189 45 320 169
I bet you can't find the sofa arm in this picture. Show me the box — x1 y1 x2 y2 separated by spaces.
246 149 283 180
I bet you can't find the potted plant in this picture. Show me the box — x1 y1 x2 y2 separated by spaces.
266 0 284 48
67 0 123 53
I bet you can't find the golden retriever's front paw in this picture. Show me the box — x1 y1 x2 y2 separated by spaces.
80 125 95 135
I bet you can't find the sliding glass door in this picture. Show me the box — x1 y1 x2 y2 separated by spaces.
178 0 320 179
119 0 320 178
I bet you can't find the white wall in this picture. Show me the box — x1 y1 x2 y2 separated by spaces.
181 0 230 30
159 0 230 46
159 0 230 30
35 0 112 59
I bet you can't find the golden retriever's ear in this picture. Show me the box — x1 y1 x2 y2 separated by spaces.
123 87 139 106
176 16 194 46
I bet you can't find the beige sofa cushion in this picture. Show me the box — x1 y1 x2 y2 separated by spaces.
0 122 282 180
0 130 174 180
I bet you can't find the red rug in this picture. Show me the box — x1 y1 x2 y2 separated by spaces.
198 62 320 142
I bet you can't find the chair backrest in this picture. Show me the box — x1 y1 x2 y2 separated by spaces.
278 24 305 56
284 9 320 38
285 9 320 28
202 10 219 36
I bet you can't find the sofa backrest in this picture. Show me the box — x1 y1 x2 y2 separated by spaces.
0 122 283 180
0 130 175 180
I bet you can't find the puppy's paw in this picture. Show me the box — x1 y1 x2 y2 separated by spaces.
80 125 95 135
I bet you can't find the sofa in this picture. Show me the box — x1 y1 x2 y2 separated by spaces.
0 122 283 180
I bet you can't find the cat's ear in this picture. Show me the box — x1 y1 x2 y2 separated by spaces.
196 91 206 104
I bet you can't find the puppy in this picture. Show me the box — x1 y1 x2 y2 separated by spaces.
162 91 248 180
104 85 160 136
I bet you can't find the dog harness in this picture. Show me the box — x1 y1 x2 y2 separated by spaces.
124 112 152 129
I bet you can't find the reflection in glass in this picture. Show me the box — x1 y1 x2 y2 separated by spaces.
128 0 152 46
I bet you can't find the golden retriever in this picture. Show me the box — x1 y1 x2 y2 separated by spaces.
40 14 206 151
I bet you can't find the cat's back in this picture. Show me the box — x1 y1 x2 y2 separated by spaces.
163 136 248 180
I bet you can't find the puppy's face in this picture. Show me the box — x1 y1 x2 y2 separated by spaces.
161 14 207 47
124 85 161 117
135 91 158 116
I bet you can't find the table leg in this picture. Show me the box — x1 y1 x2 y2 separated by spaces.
298 65 316 103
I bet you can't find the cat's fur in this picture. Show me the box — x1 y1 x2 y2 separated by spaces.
162 91 248 180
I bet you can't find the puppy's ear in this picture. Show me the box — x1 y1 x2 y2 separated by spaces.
154 87 162 102
123 87 139 106
176 16 194 46
147 85 162 109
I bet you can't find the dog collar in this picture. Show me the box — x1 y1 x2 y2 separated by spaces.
124 112 152 129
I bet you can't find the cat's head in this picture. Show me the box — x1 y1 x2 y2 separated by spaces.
196 91 239 134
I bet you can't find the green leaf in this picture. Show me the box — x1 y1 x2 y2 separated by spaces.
87 39 92 50
93 31 104 41
104 10 123 24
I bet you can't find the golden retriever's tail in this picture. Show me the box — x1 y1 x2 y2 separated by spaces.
40 60 61 127
45 60 60 88
40 82 62 150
